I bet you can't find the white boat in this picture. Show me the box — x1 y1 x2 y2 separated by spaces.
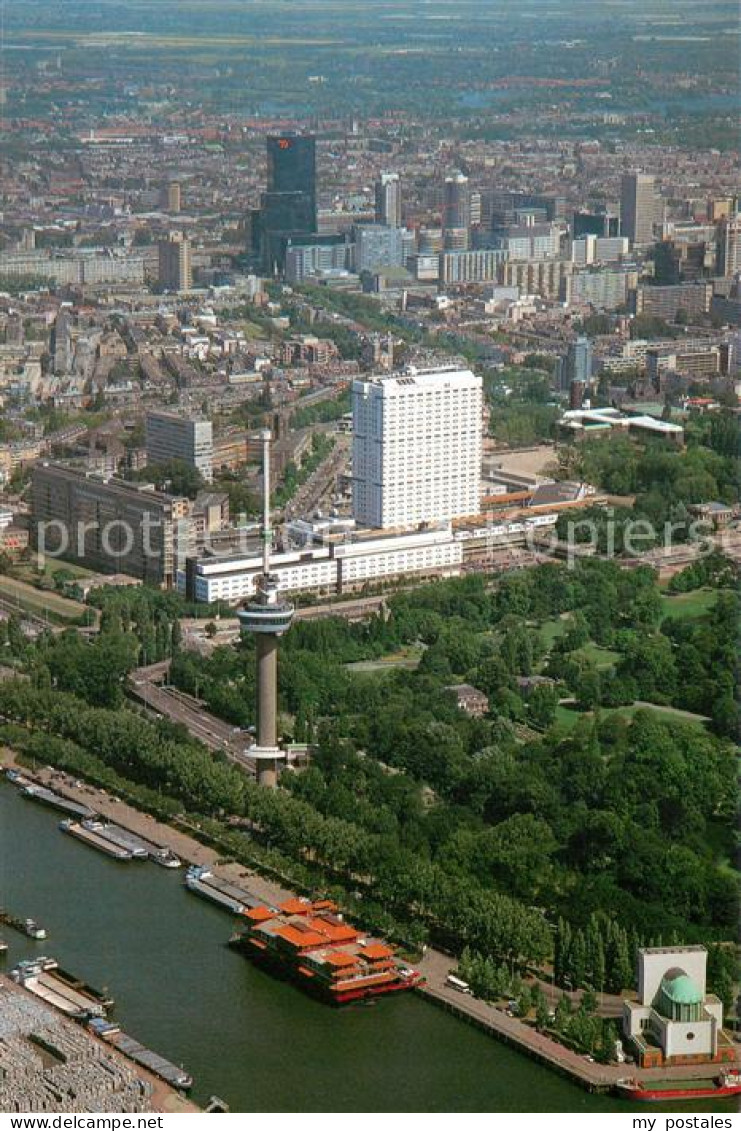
23 918 46 940
151 847 182 869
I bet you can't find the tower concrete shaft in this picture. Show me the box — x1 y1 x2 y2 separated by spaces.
255 634 278 788
236 428 294 789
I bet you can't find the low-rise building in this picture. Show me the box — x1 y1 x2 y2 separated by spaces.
623 946 734 1068
182 524 463 604
446 683 489 716
558 407 684 443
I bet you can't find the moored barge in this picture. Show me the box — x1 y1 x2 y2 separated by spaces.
10 957 110 1019
616 1073 741 1101
60 819 133 860
22 783 96 821
185 865 260 914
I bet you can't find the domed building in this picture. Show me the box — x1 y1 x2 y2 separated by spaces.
623 946 734 1068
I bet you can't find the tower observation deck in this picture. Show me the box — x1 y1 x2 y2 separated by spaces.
236 430 294 787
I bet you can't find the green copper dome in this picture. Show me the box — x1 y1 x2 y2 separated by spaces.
659 968 703 1006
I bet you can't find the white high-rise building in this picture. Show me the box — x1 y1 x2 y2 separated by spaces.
352 365 482 529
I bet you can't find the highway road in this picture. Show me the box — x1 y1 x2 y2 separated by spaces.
128 665 256 776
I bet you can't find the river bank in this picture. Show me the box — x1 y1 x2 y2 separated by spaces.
0 974 198 1114
3 751 737 1109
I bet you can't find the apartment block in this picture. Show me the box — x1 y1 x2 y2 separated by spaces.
31 463 191 587
145 411 214 482
352 365 482 529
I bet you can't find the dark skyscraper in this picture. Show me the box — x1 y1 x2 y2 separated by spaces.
258 134 318 271
266 134 317 231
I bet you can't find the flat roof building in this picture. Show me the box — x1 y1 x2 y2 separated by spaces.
158 232 192 292
145 411 213 483
31 463 191 587
352 365 482 530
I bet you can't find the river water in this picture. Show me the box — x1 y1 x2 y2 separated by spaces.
0 782 734 1113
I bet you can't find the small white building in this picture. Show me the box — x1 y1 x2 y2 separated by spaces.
623 947 726 1067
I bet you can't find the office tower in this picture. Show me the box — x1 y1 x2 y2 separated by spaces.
443 173 471 250
654 239 713 284
469 191 482 228
573 210 620 239
571 235 630 266
375 173 402 227
355 225 405 273
267 134 316 215
50 310 72 375
236 431 294 789
161 181 182 213
146 411 214 483
31 463 191 587
265 133 316 233
352 365 482 529
560 337 592 392
158 232 192 291
717 215 741 277
258 134 318 272
620 173 663 247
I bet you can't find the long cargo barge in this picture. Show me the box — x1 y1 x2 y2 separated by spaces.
81 819 149 859
616 1074 741 1102
59 819 133 860
185 865 261 914
80 819 181 867
22 783 96 821
92 1021 192 1091
47 960 115 1011
231 896 423 1004
10 958 109 1019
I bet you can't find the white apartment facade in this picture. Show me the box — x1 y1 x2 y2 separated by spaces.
352 365 482 529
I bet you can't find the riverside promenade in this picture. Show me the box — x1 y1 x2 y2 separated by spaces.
416 956 739 1093
4 752 738 1099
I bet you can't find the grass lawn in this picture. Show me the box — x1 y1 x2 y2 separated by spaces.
0 576 89 623
241 321 272 340
13 559 95 584
573 642 621 671
538 614 572 651
659 588 719 622
346 645 424 675
554 701 708 732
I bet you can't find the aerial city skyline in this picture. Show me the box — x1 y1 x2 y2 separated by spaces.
0 0 738 1120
